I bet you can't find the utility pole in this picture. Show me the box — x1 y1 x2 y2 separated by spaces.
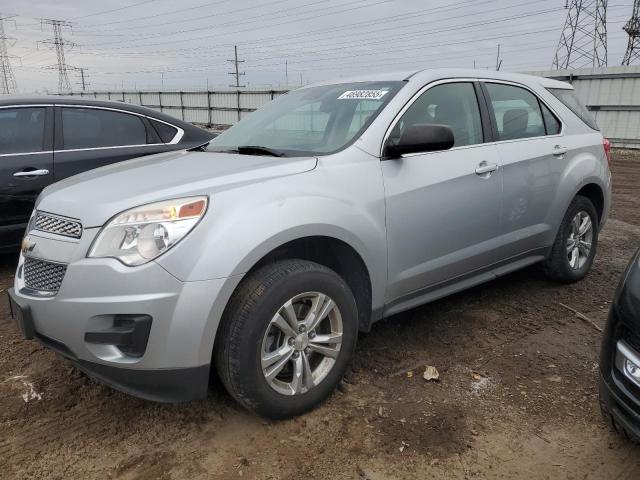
0 14 18 94
39 19 77 92
622 0 640 65
75 66 89 91
227 45 245 88
552 0 608 69
495 44 502 71
285 59 288 88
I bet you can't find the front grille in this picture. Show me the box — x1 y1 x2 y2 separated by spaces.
34 212 82 239
23 257 67 293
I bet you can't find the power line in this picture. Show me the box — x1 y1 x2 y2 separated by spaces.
622 0 640 64
81 0 552 52
0 13 18 94
23 6 572 76
39 19 77 92
79 0 233 28
69 0 491 56
82 0 394 48
20 4 625 74
552 0 608 69
69 0 164 21
79 0 293 33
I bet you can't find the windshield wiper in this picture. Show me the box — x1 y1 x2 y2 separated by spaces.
237 145 286 157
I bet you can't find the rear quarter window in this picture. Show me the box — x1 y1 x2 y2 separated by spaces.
547 88 599 131
150 119 179 143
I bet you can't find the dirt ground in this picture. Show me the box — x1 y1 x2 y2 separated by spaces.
2 150 640 480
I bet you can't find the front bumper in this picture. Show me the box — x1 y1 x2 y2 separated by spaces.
599 371 640 442
599 249 640 440
10 230 243 403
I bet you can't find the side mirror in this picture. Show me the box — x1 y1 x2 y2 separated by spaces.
384 124 454 158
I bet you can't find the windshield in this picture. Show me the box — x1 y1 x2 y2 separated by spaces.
207 81 404 157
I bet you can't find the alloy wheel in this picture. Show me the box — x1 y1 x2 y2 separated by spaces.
260 292 343 396
566 210 593 270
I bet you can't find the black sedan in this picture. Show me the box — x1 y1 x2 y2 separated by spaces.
600 247 640 442
0 96 215 251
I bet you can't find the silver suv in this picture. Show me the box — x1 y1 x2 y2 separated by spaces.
8 69 612 418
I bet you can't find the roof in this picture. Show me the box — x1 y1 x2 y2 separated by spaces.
304 68 573 90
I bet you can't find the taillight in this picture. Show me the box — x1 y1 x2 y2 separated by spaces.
603 138 612 166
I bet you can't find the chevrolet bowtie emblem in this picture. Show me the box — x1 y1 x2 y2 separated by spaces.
21 237 36 254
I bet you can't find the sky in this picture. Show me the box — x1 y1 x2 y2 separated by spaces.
1 0 636 93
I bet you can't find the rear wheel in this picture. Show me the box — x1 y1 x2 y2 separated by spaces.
215 259 358 419
544 195 598 283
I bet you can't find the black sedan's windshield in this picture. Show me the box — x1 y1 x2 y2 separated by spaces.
207 81 404 157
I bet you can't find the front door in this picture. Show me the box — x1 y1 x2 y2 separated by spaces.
382 81 502 304
0 106 54 248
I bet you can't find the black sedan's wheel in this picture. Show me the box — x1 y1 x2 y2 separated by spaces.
215 259 358 419
544 195 599 283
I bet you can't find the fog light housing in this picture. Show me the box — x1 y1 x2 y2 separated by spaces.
616 341 640 388
85 314 152 358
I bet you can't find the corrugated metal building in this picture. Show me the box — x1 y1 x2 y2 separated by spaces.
70 66 640 148
69 89 288 128
531 66 640 149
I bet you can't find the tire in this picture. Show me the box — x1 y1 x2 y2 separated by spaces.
215 259 358 419
544 195 599 283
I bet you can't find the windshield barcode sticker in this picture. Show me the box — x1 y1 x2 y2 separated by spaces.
338 90 388 100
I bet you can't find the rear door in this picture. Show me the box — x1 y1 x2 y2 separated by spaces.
53 106 172 181
481 81 564 259
0 105 54 248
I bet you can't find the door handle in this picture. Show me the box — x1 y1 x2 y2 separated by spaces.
475 162 498 175
13 169 50 178
552 145 569 156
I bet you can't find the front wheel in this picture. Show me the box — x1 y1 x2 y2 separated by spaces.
544 195 599 283
215 260 358 419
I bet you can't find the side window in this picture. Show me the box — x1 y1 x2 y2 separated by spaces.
541 102 561 135
150 119 179 143
61 108 148 149
547 88 598 130
485 83 545 141
0 107 46 154
390 82 483 148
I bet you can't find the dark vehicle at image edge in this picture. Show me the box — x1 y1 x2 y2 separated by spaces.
0 96 214 251
600 248 640 442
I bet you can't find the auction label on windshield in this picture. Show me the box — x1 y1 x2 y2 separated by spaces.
338 90 388 100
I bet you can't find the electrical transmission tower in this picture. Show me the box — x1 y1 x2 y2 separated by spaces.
552 0 608 69
622 0 640 65
0 14 18 94
39 19 77 92
227 45 245 88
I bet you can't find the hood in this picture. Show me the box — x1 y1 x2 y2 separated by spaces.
38 150 317 227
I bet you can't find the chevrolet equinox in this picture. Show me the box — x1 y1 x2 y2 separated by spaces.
8 69 612 418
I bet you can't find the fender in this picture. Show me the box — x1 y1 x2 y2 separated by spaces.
156 156 389 312
545 147 609 246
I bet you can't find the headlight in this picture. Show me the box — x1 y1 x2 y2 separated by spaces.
88 196 208 266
